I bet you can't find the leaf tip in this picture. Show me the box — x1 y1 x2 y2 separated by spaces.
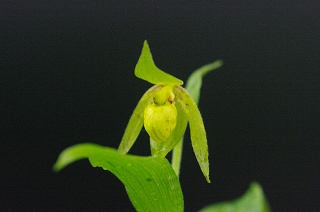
52 160 62 172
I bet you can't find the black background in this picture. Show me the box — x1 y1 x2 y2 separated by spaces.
1 1 320 211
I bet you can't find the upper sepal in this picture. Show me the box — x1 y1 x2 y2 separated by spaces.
135 41 183 86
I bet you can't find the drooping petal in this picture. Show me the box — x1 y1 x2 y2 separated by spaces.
118 85 162 154
174 86 210 183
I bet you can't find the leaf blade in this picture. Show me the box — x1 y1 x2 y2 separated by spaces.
185 60 223 104
53 143 184 212
198 182 271 212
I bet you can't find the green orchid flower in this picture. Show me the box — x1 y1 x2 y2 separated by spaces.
52 41 271 212
118 41 217 183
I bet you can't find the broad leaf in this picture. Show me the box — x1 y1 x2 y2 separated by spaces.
53 143 184 212
198 182 271 212
135 41 183 86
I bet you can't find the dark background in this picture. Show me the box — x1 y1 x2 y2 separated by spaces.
1 1 319 211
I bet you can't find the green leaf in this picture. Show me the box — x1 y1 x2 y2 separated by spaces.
118 85 161 154
135 41 183 86
198 182 271 212
53 143 184 212
185 60 223 104
174 86 210 183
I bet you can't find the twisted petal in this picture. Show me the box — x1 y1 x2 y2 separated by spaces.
174 86 210 183
118 85 162 154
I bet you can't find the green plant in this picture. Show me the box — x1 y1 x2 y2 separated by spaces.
53 41 271 212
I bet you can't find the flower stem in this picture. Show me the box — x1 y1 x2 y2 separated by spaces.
171 138 183 177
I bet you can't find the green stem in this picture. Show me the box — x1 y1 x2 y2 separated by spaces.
171 138 183 177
